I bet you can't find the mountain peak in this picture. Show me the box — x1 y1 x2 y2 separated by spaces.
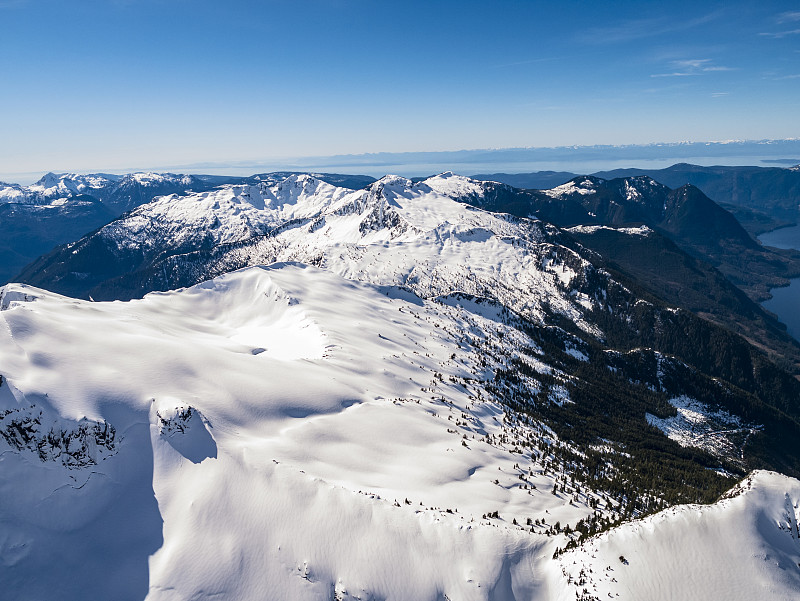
422 172 487 199
544 176 601 198
35 172 63 188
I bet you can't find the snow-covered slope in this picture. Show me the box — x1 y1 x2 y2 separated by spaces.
551 471 800 601
100 174 352 252
26 172 122 200
16 172 800 474
5 171 800 600
0 265 598 600
1 266 798 600
0 173 119 205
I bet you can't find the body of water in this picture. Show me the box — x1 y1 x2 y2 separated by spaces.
759 225 800 341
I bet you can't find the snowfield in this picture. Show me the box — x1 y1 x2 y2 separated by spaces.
553 471 800 601
0 265 590 600
1 264 798 600
646 395 762 466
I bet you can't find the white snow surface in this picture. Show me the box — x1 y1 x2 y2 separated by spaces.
0 265 588 600
102 174 351 250
566 224 653 237
553 471 800 601
424 171 488 199
0 171 193 208
124 173 598 332
26 172 118 199
646 395 761 465
542 178 599 199
0 266 798 600
76 173 600 334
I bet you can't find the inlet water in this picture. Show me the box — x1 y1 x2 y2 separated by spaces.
759 225 800 341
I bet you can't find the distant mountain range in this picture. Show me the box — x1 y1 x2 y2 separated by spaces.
5 163 800 291
276 138 800 174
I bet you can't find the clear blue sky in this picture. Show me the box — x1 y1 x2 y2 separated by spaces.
1 0 799 180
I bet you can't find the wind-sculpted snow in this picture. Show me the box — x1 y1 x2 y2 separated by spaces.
0 265 596 600
1 263 798 599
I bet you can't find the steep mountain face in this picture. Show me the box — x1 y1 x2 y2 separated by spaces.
415 174 800 370
480 163 800 235
0 196 116 286
592 163 800 222
3 172 800 600
564 224 800 372
478 174 756 248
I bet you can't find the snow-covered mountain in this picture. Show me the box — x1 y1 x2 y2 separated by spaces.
16 174 587 312
1 172 203 209
15 173 800 447
2 171 800 600
0 171 378 287
0 173 117 205
1 265 798 601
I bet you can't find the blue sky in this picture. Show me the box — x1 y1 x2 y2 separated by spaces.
1 0 799 180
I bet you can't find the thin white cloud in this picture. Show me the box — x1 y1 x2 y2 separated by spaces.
493 57 561 69
673 59 712 69
759 28 800 38
777 11 800 24
651 72 697 78
577 10 724 45
651 59 734 78
711 92 729 97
